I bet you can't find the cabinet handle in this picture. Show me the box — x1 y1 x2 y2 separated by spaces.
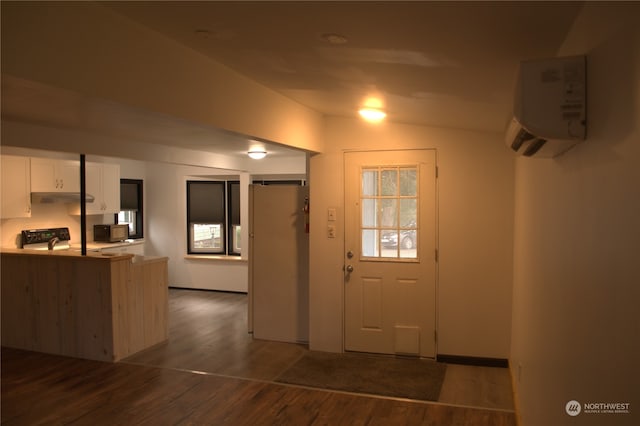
60 179 63 189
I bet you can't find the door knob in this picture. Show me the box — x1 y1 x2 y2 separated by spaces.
346 265 354 273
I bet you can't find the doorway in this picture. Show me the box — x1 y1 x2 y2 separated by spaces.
344 149 437 358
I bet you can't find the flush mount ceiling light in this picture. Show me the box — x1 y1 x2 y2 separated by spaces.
248 150 267 160
358 108 387 123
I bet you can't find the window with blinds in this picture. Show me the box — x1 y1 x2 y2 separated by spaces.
186 180 241 255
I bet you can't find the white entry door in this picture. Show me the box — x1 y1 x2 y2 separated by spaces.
344 150 437 358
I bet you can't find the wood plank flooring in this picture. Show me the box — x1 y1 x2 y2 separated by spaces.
1 289 516 425
124 289 307 381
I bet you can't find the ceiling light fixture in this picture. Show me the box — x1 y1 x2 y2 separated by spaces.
248 150 267 160
358 108 387 123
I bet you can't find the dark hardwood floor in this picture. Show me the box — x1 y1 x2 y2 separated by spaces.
124 289 307 381
1 289 516 425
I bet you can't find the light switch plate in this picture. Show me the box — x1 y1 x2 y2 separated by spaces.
327 208 337 221
327 224 336 238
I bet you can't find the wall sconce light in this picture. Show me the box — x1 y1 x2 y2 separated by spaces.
248 150 267 160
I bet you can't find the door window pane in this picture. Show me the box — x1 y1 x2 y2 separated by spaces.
400 168 417 196
362 169 378 196
362 199 377 227
362 229 379 257
380 198 397 228
381 169 398 196
400 199 417 228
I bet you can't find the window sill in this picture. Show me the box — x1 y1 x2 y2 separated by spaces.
184 254 246 263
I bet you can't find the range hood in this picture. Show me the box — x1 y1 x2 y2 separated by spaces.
31 192 95 204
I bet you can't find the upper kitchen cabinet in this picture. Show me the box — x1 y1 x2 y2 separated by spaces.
1 155 32 218
30 158 80 193
93 163 121 215
69 163 120 215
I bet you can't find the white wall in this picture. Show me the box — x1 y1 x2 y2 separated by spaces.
510 4 640 426
144 160 305 293
309 117 515 357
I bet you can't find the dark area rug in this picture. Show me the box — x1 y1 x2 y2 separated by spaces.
276 351 447 401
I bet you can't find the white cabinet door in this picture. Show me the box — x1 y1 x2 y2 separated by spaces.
1 155 31 218
101 163 120 214
69 163 120 215
30 158 79 192
84 163 103 215
57 160 80 192
30 158 58 192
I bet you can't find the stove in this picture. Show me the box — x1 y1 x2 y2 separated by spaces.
21 227 71 250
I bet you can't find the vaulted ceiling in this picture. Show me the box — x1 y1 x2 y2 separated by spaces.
104 1 583 133
2 1 584 160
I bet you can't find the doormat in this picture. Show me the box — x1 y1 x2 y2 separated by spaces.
276 351 446 401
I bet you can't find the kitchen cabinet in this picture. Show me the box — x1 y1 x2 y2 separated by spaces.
30 158 80 193
1 155 31 218
100 163 121 213
69 162 120 215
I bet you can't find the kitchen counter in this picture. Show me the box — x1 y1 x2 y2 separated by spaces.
1 247 134 260
74 239 145 252
1 238 146 257
1 247 164 264
1 249 169 362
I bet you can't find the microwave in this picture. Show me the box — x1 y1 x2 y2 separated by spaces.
94 224 129 243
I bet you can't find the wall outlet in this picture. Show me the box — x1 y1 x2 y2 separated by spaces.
327 224 336 238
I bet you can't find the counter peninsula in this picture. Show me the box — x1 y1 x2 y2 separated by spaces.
1 249 169 362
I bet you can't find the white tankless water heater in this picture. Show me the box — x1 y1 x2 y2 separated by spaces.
505 55 586 158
